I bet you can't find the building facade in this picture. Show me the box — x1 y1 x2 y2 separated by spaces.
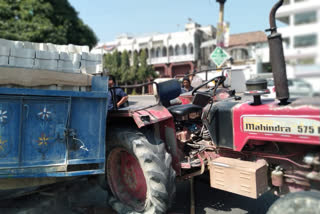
222 31 271 92
92 23 216 78
276 0 320 91
225 0 320 93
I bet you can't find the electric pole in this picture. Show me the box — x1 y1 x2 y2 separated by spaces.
216 0 226 24
216 0 227 47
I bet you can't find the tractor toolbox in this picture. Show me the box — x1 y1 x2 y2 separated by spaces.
209 157 269 199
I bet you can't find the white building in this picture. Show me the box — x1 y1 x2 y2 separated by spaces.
92 23 216 78
276 0 320 92
221 31 271 92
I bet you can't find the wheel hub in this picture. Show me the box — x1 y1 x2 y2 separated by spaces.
107 148 147 211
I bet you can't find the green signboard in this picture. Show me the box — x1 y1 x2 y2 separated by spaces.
210 47 230 67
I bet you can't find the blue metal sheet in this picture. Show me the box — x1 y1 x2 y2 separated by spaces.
0 76 108 179
0 97 21 168
0 76 109 99
67 97 106 162
0 87 107 98
21 98 70 167
0 169 105 178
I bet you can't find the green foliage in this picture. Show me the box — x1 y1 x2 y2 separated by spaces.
104 53 113 72
110 50 122 82
130 51 139 94
138 49 158 82
120 50 131 84
132 51 139 77
103 49 158 94
103 50 122 84
0 0 98 48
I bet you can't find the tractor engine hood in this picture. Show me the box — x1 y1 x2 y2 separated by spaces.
203 98 320 151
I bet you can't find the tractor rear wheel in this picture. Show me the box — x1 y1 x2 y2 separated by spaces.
106 128 176 213
267 191 320 214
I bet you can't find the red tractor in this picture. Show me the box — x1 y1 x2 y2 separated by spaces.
104 1 320 213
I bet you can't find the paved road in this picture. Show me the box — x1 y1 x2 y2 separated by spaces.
0 175 278 214
170 175 278 214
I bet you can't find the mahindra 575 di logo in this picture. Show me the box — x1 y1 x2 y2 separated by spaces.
242 116 320 137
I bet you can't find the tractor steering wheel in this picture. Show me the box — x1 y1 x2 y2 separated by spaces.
191 75 226 96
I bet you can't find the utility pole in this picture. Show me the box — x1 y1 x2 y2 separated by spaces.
216 0 227 48
216 0 226 24
212 0 229 71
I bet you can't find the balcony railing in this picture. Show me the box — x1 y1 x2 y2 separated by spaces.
147 54 195 65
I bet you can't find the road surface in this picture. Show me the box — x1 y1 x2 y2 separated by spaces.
0 175 278 214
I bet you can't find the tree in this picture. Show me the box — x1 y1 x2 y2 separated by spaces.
130 51 139 94
137 49 157 94
0 0 98 48
131 51 139 80
120 50 131 92
103 49 157 94
104 53 113 72
104 50 122 84
120 51 131 83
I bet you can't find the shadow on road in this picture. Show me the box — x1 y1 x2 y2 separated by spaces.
0 174 278 214
170 174 278 214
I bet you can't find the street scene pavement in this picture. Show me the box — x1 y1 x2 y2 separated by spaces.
0 175 278 214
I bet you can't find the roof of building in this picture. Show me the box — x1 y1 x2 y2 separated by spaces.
229 31 267 47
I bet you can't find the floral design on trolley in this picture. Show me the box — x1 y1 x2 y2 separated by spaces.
0 137 7 151
37 106 52 121
0 109 8 124
0 106 10 156
37 133 49 146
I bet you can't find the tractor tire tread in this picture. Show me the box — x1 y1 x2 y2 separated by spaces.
106 127 175 214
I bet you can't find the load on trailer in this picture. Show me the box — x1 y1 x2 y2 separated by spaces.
0 39 107 198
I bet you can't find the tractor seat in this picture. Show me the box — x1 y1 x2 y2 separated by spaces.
167 104 202 118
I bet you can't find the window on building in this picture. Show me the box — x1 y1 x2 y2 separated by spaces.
283 37 290 48
169 46 174 56
230 48 249 61
156 47 161 57
297 58 315 65
175 45 181 56
150 48 155 58
294 34 317 48
294 11 317 25
162 47 167 57
182 44 187 55
278 16 290 25
188 43 194 54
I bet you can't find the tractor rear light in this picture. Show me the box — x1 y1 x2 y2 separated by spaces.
272 87 276 93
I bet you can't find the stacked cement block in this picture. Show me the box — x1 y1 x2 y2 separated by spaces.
0 48 9 66
10 48 35 68
80 52 103 74
58 52 81 73
0 38 103 91
34 50 59 70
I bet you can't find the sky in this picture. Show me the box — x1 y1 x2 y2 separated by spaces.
69 0 277 44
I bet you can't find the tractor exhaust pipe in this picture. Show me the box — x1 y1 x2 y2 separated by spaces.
267 0 289 105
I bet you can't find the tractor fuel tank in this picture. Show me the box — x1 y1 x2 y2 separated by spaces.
202 101 239 149
209 157 268 199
